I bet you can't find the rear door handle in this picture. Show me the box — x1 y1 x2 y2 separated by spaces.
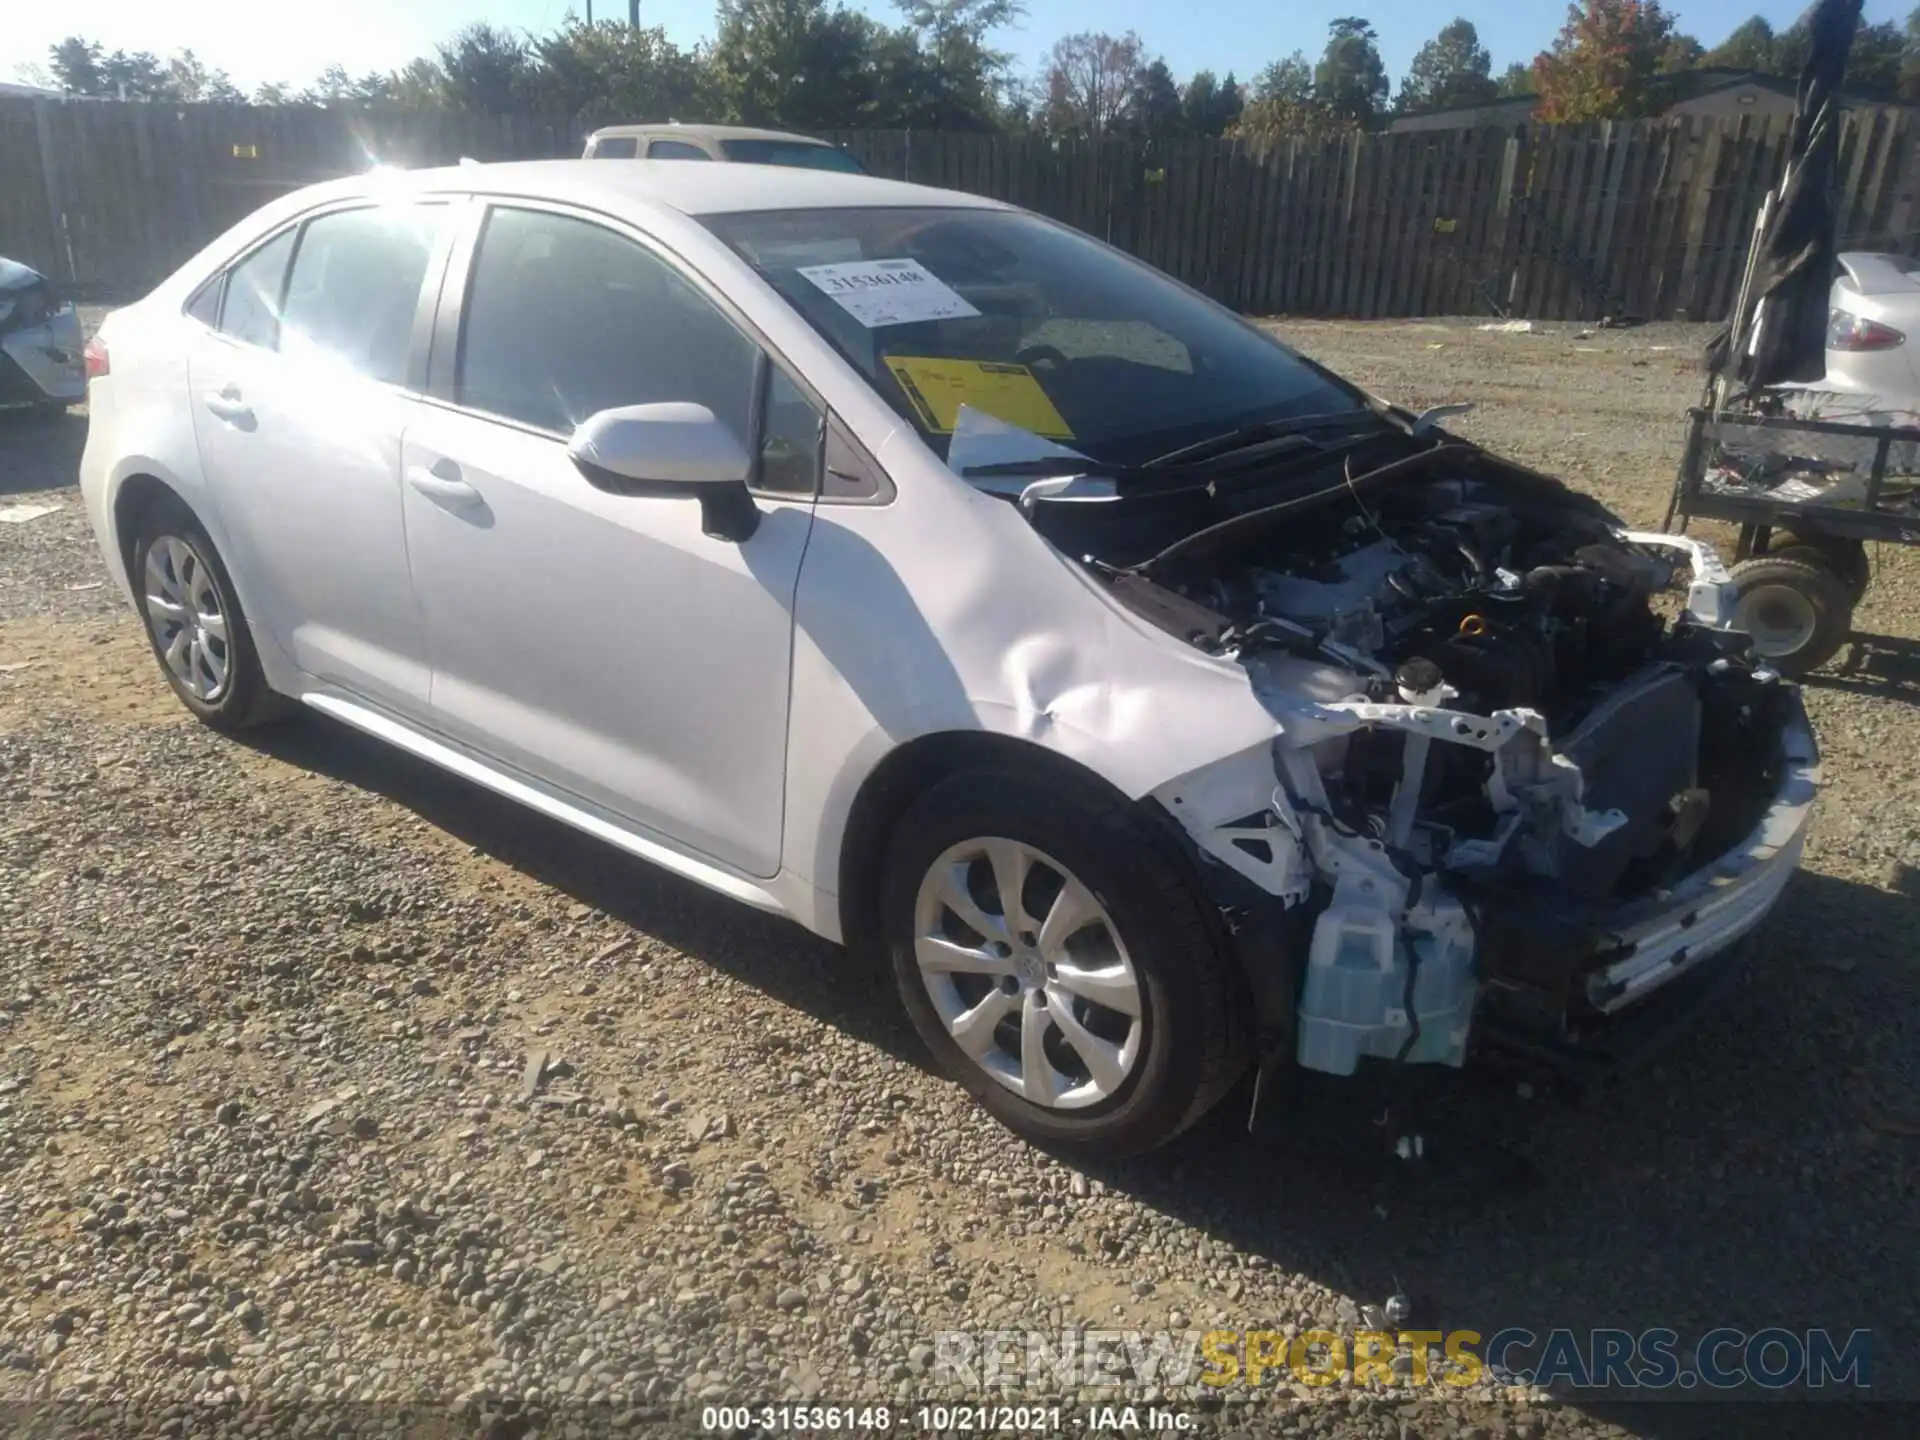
406 463 483 507
203 387 253 425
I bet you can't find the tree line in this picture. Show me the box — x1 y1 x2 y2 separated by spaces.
29 1 1920 142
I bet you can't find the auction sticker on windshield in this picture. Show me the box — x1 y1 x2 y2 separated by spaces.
798 258 981 327
883 356 1075 439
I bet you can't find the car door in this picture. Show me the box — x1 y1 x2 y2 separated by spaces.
400 202 823 878
187 201 449 709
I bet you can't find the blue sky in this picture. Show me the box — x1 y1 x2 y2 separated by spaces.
4 1 1913 94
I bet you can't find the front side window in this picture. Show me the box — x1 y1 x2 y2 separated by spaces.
704 206 1362 465
217 228 298 350
457 206 758 443
718 140 865 174
279 204 443 384
649 140 713 161
591 136 639 158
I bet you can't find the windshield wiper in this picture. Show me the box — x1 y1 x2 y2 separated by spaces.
960 406 1392 483
960 456 1157 480
1141 406 1385 470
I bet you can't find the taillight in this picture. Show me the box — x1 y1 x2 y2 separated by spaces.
83 337 109 378
1827 309 1905 352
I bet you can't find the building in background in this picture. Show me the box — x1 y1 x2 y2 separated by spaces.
1390 68 1915 133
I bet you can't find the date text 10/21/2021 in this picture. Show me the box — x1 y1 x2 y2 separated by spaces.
699 1406 1194 1432
693 1325 1873 1430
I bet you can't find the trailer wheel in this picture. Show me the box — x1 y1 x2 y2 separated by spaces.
1765 533 1870 607
1729 556 1853 677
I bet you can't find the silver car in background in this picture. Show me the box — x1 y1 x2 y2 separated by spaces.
0 256 85 413
1812 252 1920 417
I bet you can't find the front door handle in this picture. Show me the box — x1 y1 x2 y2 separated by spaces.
406 463 483 508
203 387 253 425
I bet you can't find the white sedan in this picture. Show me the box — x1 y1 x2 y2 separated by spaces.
79 161 1819 1156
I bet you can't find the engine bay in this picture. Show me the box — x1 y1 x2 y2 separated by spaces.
1154 471 1777 892
1152 473 1677 724
1019 434 1801 1078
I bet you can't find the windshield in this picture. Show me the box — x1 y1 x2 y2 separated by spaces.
719 140 866 174
703 206 1364 465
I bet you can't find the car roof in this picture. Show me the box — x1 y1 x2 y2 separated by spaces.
589 123 837 147
347 159 1010 219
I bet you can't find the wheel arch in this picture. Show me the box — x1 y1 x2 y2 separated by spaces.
112 471 191 578
106 467 300 697
834 730 1249 977
837 733 1094 950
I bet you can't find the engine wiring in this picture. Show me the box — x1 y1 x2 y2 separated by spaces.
1342 451 1400 556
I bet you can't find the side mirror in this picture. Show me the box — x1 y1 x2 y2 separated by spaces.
568 402 760 542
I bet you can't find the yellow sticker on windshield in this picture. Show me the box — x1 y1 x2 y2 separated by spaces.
883 357 1075 440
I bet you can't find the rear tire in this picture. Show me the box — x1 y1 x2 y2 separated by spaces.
1765 533 1870 607
129 496 291 731
880 765 1248 1159
1729 555 1853 677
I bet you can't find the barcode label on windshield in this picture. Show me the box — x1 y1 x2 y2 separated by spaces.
797 258 980 328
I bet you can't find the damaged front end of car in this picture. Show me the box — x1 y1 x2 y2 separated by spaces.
0 256 86 410
1038 435 1821 1085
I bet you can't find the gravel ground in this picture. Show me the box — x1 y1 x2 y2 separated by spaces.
0 312 1912 1439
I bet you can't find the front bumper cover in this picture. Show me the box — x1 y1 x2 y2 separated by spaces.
1475 688 1819 1073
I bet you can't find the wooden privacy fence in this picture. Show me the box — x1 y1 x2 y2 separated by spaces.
833 114 1920 324
0 100 568 295
4 95 1920 322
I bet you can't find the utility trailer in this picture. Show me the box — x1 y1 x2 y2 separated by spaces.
1669 0 1896 677
1665 405 1919 675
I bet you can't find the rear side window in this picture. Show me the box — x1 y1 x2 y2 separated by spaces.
591 136 639 158
457 206 758 440
218 228 297 350
648 140 713 161
718 139 864 173
279 205 443 384
184 277 222 328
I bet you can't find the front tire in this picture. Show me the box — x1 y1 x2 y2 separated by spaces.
130 497 289 731
880 766 1247 1159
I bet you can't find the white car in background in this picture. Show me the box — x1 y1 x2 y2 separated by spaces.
584 123 866 173
78 162 1817 1157
1801 252 1920 416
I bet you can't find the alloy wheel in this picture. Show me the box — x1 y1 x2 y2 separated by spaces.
143 534 231 702
912 837 1144 1110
